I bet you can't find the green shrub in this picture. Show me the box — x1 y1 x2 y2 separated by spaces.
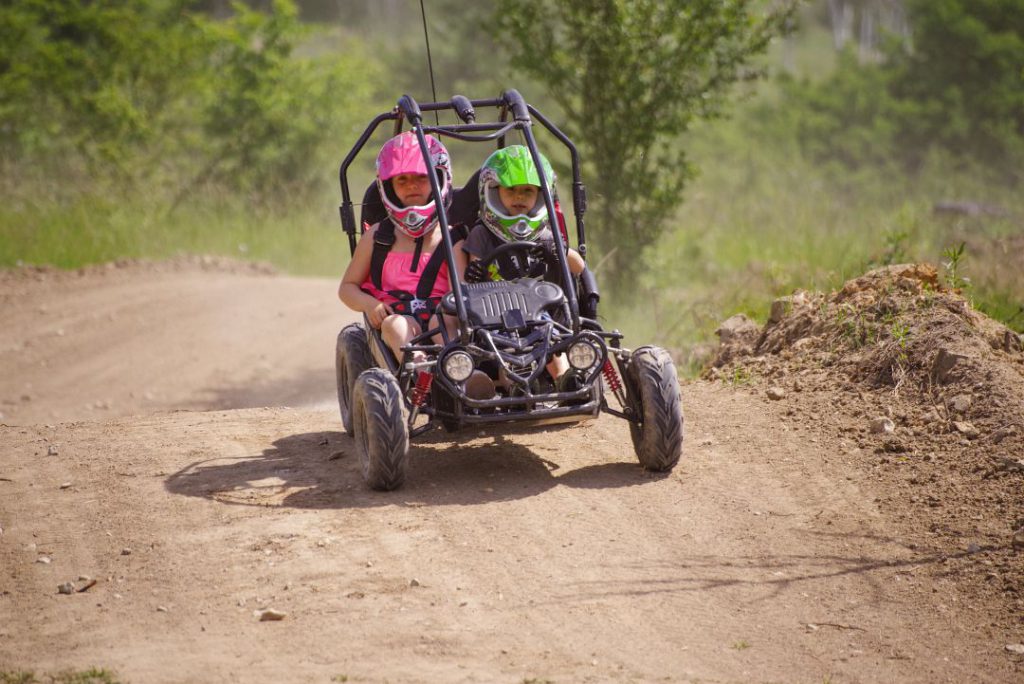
772 0 1024 180
0 0 379 205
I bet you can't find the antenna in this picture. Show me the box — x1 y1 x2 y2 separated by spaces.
419 0 440 125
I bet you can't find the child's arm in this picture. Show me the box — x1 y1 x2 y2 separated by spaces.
452 238 469 281
338 225 393 329
460 226 491 282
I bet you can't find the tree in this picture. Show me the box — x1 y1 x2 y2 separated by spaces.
0 0 207 172
781 0 1024 179
893 0 1024 168
825 0 909 56
191 0 378 202
0 0 378 203
497 0 794 286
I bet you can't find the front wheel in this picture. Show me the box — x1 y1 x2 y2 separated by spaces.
625 346 684 471
336 323 374 434
351 368 409 491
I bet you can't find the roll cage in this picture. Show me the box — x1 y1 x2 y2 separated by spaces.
338 89 589 341
335 92 684 490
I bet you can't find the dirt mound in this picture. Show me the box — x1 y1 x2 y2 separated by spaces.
707 263 1024 632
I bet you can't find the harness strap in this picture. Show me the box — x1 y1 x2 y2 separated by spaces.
386 295 444 332
369 217 397 291
369 220 469 327
410 236 424 271
414 243 448 300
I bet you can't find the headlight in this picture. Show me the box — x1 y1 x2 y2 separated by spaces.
442 350 474 382
567 341 599 370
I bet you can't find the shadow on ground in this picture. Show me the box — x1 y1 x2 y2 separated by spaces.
547 535 1015 608
165 425 662 509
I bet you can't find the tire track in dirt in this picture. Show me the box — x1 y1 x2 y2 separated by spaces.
1 264 1019 682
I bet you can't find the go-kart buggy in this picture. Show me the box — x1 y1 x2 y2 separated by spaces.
336 90 684 490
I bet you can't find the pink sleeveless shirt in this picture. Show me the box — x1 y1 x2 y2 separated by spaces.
361 250 451 305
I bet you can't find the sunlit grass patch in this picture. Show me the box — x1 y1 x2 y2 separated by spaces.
0 186 354 278
0 669 123 684
600 111 1024 370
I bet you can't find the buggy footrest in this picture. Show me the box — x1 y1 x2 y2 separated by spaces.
441 278 563 328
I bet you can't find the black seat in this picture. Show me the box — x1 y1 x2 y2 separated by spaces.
359 181 386 228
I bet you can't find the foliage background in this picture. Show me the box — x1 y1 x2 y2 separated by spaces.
2 0 1022 368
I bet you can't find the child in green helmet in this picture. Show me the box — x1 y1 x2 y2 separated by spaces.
462 145 585 280
462 145 587 392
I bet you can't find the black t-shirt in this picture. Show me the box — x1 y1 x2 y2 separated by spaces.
463 222 563 281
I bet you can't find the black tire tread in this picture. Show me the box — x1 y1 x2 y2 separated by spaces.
336 323 374 434
352 368 409 491
626 346 685 471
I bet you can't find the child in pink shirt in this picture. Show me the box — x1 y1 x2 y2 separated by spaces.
338 132 467 363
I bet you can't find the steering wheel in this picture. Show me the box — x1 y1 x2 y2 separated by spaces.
466 240 562 286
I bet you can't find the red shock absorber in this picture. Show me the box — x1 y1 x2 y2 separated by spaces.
602 359 622 393
410 370 434 407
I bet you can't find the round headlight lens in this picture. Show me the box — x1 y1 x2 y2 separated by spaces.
442 351 474 382
567 341 598 370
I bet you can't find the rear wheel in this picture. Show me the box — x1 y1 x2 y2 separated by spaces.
625 346 684 471
352 368 409 491
336 323 374 434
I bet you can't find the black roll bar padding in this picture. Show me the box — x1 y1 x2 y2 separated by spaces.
573 182 588 259
579 266 600 319
451 95 475 123
403 95 471 343
338 111 399 257
528 104 588 258
340 204 356 254
423 97 503 113
514 116 581 332
502 89 531 123
398 95 423 124
573 182 587 214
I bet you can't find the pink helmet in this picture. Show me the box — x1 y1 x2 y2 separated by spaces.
376 131 452 239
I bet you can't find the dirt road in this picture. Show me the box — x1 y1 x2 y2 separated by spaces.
1 261 1020 683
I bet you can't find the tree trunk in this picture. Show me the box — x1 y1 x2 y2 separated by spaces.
828 0 852 50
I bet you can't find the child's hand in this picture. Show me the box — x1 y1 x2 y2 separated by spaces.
464 259 490 283
365 301 394 328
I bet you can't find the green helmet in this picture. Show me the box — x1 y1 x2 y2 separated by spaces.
478 145 555 242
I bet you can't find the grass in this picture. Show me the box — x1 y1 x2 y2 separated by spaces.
0 181 355 277
2 16 1020 373
0 670 123 684
596 107 1024 369
5 100 1020 373
590 16 1024 365
5 117 1019 381
726 367 755 386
